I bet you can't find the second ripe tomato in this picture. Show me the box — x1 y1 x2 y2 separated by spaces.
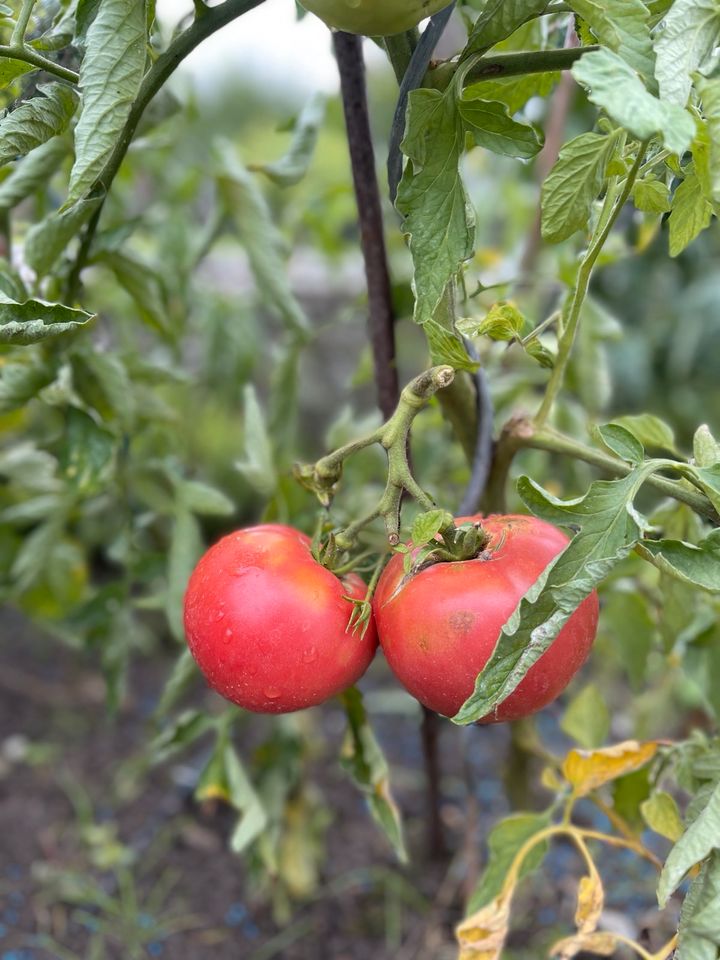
373 514 599 723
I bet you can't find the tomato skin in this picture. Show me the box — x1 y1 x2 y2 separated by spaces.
183 524 377 714
298 0 449 36
373 515 599 723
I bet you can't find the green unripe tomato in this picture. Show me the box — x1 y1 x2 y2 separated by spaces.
299 0 449 36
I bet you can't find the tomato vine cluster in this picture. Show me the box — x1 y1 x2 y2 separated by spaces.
183 515 599 722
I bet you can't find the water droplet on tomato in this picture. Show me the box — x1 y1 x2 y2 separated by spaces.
302 646 318 663
224 628 233 643
214 610 226 622
264 687 281 700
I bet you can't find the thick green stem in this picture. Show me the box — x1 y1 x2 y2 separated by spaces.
11 0 36 45
498 417 719 522
535 141 648 427
300 367 455 547
429 45 598 91
65 0 265 301
0 43 79 84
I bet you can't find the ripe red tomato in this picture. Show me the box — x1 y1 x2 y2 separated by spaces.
184 524 377 713
373 514 599 723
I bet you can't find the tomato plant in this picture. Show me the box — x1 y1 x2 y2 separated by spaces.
2 0 720 957
184 523 377 713
373 514 599 721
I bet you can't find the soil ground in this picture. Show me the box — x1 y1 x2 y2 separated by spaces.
0 608 671 960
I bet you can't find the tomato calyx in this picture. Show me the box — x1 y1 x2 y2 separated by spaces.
395 518 493 583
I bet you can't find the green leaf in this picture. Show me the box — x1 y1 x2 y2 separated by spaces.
236 384 276 497
24 195 102 278
683 463 720 515
459 96 543 159
601 590 655 689
541 132 616 243
463 71 558 114
0 361 55 413
424 318 480 372
250 93 325 187
466 812 551 913
638 530 720 591
560 684 610 748
151 709 214 764
611 413 678 454
453 467 659 725
0 135 70 210
340 687 406 862
411 509 454 546
568 0 656 90
596 423 645 464
0 57 34 89
75 0 103 44
696 75 720 204
654 0 720 107
227 743 268 853
166 503 203 643
641 790 684 841
0 83 77 168
668 166 714 257
155 648 198 717
67 0 147 205
632 176 671 213
458 300 526 341
0 295 94 344
463 0 549 58
60 408 115 494
678 852 720 958
396 87 474 326
572 48 696 155
95 250 169 335
216 145 309 336
694 424 720 467
179 479 235 517
658 780 720 906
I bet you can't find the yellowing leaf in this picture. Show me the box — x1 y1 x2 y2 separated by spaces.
575 871 604 933
562 740 658 796
456 893 510 960
551 931 619 958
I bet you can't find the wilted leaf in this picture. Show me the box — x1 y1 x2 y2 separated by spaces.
0 136 70 210
456 892 511 960
575 869 604 933
236 384 276 497
424 319 479 372
562 740 658 796
550 931 619 958
24 195 102 278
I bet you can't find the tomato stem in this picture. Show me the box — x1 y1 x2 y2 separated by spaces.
296 365 456 547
